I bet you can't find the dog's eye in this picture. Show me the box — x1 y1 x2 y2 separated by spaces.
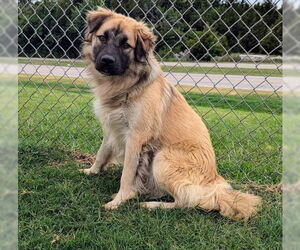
98 35 106 43
123 43 131 49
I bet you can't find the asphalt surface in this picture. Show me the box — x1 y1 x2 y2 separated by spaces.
18 64 283 91
18 57 281 69
160 61 281 69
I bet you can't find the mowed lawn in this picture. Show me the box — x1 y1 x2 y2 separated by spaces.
19 76 282 249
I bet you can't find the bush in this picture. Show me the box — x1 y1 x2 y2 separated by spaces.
183 28 228 61
214 53 241 62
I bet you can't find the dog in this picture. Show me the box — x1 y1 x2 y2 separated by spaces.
80 7 261 220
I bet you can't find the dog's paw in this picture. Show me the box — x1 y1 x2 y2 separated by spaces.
103 200 120 210
104 190 136 210
79 168 99 175
111 193 117 199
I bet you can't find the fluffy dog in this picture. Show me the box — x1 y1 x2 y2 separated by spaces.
80 8 261 220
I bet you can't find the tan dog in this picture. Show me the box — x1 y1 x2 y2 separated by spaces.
80 8 261 220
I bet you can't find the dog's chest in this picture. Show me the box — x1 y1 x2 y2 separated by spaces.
94 99 130 159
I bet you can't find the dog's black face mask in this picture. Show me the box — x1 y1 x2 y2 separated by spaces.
93 28 130 76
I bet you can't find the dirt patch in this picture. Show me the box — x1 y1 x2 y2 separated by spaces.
70 150 96 166
265 182 282 193
237 181 282 194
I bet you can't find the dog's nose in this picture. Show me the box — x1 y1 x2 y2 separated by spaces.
100 55 115 64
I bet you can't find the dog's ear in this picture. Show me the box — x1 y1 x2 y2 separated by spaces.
135 25 156 62
85 8 113 41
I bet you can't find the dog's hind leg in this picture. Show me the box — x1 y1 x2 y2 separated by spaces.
149 148 261 220
148 147 219 209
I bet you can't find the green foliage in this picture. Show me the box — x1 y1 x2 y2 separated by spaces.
18 0 282 60
184 28 228 61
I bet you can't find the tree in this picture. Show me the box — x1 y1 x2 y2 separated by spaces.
18 0 282 60
184 28 228 61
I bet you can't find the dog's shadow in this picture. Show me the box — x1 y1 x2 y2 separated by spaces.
81 164 175 204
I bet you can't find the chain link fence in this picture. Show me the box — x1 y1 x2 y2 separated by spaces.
18 0 282 184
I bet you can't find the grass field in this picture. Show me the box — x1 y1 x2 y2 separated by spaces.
19 75 282 249
18 58 282 77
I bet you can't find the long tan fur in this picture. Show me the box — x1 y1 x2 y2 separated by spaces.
80 7 261 221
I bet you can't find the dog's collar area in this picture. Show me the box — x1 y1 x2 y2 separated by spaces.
104 92 129 108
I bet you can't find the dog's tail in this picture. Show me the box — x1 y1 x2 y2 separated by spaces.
215 185 261 221
195 182 261 221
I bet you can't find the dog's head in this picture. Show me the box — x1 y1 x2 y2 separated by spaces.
83 8 156 76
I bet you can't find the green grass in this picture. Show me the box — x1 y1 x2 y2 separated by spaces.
19 77 282 249
161 65 281 77
18 58 282 77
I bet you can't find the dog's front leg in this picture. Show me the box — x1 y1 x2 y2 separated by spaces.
80 137 112 175
104 135 143 209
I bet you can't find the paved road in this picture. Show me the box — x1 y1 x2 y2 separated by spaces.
160 61 281 69
18 57 281 69
19 64 283 92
